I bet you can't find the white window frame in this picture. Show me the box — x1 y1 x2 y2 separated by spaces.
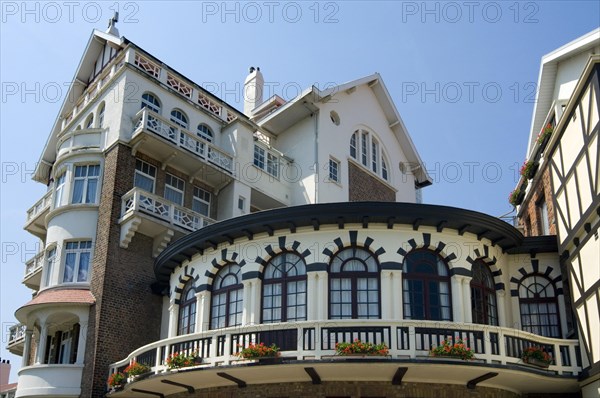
71 164 100 204
43 247 57 287
134 159 157 193
539 200 550 235
98 103 105 128
170 109 188 129
53 172 66 208
328 157 341 183
193 186 211 216
349 129 390 182
141 92 161 114
62 240 92 283
197 124 213 142
165 173 185 206
253 144 279 178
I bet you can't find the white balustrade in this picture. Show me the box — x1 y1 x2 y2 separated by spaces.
132 108 234 173
122 188 215 232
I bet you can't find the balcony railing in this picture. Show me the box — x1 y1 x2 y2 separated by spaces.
8 323 26 347
25 191 52 224
110 320 581 377
122 188 215 232
24 251 44 277
132 108 234 173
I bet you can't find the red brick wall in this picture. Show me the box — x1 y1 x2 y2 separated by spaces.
166 381 521 398
348 162 395 202
81 144 163 397
519 167 556 236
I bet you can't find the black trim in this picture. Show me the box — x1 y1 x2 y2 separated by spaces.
381 262 403 270
160 380 195 393
216 372 247 388
391 367 408 385
307 262 328 272
155 201 525 287
242 271 260 280
131 389 165 398
304 367 321 385
450 267 471 277
467 372 498 389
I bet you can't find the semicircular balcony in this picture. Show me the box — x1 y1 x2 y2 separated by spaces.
108 319 581 397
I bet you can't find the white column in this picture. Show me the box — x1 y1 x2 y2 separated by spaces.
76 321 88 365
462 276 473 323
168 299 178 337
510 292 521 330
249 278 261 325
451 276 464 322
196 291 211 332
22 329 33 367
380 270 393 320
315 271 328 320
395 271 404 320
35 323 48 364
557 293 568 338
496 290 506 327
241 280 253 326
306 272 319 320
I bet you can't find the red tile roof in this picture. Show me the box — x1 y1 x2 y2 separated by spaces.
22 289 95 307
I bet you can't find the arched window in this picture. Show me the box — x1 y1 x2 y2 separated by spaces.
329 247 380 319
519 275 560 337
177 280 196 335
197 124 213 142
170 109 188 129
402 250 451 321
262 252 307 323
349 129 389 181
211 264 243 329
84 114 94 129
141 92 161 114
470 261 498 326
98 103 105 128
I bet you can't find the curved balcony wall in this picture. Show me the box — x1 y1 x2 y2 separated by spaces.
16 364 84 398
109 202 579 397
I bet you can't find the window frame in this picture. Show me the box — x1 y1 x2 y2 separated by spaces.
141 92 161 114
261 252 308 323
349 129 390 181
164 173 185 206
210 264 243 330
134 159 157 193
192 186 211 216
253 144 279 178
53 172 66 209
177 280 197 335
170 109 189 129
328 247 381 320
538 199 550 235
328 157 341 183
71 164 100 204
402 249 452 321
470 260 498 326
43 247 57 287
62 240 93 283
197 124 213 142
518 274 561 337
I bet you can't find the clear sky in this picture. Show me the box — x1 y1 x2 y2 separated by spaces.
1 0 599 382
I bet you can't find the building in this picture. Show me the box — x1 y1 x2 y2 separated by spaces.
5 21 596 398
515 28 600 397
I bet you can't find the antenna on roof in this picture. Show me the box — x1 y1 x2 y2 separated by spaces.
106 11 120 36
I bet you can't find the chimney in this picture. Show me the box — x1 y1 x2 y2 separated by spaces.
0 359 10 386
243 66 264 116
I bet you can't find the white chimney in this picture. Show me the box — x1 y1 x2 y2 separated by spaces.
243 66 264 116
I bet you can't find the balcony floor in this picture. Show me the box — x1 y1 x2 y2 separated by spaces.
108 358 580 397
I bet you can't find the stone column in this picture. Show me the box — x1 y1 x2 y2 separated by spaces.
22 329 33 367
450 276 464 323
195 291 211 332
380 270 393 320
35 323 48 365
496 290 506 327
168 299 178 337
462 276 473 323
241 280 253 326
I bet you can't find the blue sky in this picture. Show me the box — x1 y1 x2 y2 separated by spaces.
1 0 599 381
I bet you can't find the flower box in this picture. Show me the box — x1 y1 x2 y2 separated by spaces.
237 343 280 360
521 346 552 368
523 357 550 368
335 339 389 356
430 338 474 360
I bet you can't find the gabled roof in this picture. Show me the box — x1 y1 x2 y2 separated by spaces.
33 29 128 184
256 74 432 187
526 28 600 156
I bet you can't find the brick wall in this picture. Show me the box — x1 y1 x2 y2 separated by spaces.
81 144 163 397
348 162 395 202
166 381 522 398
520 167 556 236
